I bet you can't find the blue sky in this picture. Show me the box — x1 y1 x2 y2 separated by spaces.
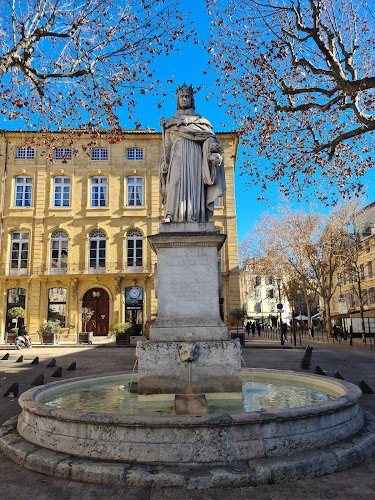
115 0 287 244
125 0 375 244
4 0 374 244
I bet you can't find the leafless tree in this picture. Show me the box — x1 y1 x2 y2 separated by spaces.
206 0 375 201
240 200 361 335
0 0 189 130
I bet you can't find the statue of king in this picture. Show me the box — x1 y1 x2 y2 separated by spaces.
160 84 226 223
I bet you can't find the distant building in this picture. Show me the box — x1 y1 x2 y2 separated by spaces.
240 264 291 327
0 129 241 342
331 202 375 334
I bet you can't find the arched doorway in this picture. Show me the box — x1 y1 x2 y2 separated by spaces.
82 288 109 336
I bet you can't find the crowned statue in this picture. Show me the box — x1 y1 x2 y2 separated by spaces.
159 84 226 223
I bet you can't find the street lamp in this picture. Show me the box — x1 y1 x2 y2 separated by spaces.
276 278 284 345
290 300 297 346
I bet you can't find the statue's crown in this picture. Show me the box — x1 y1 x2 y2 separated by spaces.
176 83 194 96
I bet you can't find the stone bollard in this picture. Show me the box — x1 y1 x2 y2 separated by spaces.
314 365 326 376
3 382 19 397
300 345 313 369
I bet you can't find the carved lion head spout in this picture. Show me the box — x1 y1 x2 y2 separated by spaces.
178 342 200 363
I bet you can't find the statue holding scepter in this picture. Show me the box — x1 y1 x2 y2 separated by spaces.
159 84 226 223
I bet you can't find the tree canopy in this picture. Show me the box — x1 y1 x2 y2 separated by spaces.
0 0 190 131
207 0 375 201
240 199 361 333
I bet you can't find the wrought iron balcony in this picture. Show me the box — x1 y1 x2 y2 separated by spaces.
0 262 148 276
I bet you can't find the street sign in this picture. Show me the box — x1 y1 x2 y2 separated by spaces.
338 297 348 314
277 303 283 310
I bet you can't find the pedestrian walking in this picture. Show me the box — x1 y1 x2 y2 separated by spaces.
257 323 261 336
333 325 338 341
246 321 250 335
251 322 256 335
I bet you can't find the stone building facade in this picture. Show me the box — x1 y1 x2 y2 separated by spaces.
0 129 241 342
331 202 375 334
239 265 291 326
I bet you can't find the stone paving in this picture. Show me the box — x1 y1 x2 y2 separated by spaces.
0 335 375 499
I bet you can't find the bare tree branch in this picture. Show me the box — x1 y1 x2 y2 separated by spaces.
0 0 190 130
207 0 375 201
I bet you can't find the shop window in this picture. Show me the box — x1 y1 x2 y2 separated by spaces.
6 288 26 332
125 286 143 326
14 176 32 207
50 231 68 273
48 288 66 327
126 230 143 269
10 232 29 275
127 176 144 206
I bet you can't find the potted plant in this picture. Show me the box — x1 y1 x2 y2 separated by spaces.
77 307 94 344
40 321 61 345
112 322 133 345
6 307 26 343
229 307 247 346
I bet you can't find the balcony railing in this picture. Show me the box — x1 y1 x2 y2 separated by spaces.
0 262 148 276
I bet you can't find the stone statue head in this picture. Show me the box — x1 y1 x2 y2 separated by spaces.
176 83 195 111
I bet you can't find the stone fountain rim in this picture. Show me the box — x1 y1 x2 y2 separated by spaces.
17 368 361 427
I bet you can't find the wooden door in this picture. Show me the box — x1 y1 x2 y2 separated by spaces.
82 288 109 336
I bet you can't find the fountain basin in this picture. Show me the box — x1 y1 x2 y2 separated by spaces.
11 369 365 462
1 368 375 488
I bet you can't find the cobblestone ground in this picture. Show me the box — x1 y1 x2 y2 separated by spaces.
1 336 374 499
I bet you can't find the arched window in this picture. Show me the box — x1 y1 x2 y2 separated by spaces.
6 288 26 332
10 231 29 275
126 230 143 269
89 230 106 272
50 231 68 273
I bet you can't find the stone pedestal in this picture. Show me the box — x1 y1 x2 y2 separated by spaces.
138 340 242 394
137 222 242 396
148 222 228 341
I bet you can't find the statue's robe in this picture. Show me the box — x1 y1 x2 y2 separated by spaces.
160 108 226 222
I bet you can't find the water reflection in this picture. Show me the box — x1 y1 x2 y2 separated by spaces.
44 375 336 415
